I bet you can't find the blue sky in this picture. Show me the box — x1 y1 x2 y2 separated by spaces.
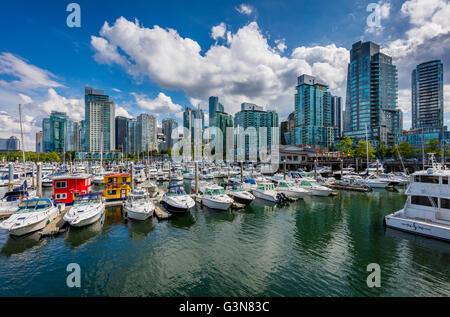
0 0 449 149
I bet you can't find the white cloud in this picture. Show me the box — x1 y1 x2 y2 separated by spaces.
211 23 227 40
236 4 254 15
37 88 85 122
91 18 348 119
112 88 122 92
116 105 132 118
275 39 287 53
0 52 62 90
18 93 33 104
132 92 183 115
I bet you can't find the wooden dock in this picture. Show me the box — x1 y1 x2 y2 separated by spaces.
39 206 68 238
105 200 125 207
0 211 14 221
153 202 171 220
328 184 371 193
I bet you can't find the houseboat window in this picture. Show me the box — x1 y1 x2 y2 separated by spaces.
417 176 439 184
442 177 448 185
56 193 67 199
440 198 450 209
122 177 127 182
55 181 67 188
411 196 437 207
107 190 116 195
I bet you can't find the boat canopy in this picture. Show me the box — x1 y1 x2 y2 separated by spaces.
17 198 52 212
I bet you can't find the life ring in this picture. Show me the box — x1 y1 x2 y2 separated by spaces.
20 196 28 202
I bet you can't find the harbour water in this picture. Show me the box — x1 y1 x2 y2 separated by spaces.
0 184 449 296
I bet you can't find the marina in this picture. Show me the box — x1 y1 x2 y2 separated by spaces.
0 160 448 297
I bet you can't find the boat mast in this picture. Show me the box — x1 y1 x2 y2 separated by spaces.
100 131 103 173
365 123 369 172
18 104 25 164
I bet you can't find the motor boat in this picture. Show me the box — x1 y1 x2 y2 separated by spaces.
133 168 147 183
124 188 155 221
225 184 255 205
0 181 37 213
161 184 195 213
385 158 450 241
298 179 333 197
0 198 59 236
63 193 105 227
170 172 183 182
364 175 393 189
148 168 158 179
183 171 195 180
251 182 279 202
276 180 309 199
199 185 233 210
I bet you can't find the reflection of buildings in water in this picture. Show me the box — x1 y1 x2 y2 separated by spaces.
64 215 104 249
105 206 124 226
1 232 45 256
127 218 155 241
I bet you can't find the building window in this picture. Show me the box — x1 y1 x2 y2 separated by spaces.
440 198 450 209
55 181 67 188
415 176 439 184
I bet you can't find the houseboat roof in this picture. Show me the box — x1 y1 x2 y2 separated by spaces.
52 174 91 180
104 173 131 178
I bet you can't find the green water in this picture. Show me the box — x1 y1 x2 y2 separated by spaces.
0 185 449 296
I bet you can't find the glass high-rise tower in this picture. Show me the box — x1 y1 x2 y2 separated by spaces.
411 60 444 130
343 41 402 146
85 87 115 152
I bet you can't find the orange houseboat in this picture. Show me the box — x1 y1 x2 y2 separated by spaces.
52 174 92 205
102 173 131 201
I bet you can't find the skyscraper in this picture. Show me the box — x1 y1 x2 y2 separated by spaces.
215 111 233 157
127 118 137 155
41 111 67 153
85 87 115 152
115 116 129 152
209 96 224 126
162 118 178 151
293 75 337 148
412 60 444 130
331 96 343 138
66 120 80 152
234 103 279 160
343 41 402 146
183 106 205 139
137 113 157 153
35 131 43 153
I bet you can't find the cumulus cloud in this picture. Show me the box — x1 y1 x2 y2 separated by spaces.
116 104 132 118
91 18 348 118
211 23 227 40
37 88 85 121
236 4 254 15
132 92 183 115
0 52 62 90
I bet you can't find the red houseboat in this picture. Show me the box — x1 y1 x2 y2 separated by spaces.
52 174 92 205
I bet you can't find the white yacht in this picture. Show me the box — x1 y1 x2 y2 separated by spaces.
276 181 309 199
161 184 195 213
64 193 105 227
199 185 234 210
170 172 183 182
0 198 59 236
148 168 158 179
226 184 255 205
252 182 279 202
298 179 333 197
385 162 450 242
124 188 155 221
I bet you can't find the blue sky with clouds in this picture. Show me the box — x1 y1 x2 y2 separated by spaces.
0 0 449 150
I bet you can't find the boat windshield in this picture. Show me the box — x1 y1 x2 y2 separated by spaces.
168 187 187 196
206 188 225 195
16 199 51 213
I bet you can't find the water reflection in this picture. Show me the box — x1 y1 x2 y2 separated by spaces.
0 232 45 256
64 215 104 249
127 218 155 240
168 211 196 229
105 206 124 226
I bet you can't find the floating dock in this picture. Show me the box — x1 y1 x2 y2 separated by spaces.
153 202 171 220
39 206 68 238
328 184 371 193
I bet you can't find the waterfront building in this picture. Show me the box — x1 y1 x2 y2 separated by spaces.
209 96 224 127
281 112 295 145
136 113 157 153
127 118 137 155
343 41 402 147
412 60 444 130
35 131 42 153
115 116 129 153
331 96 343 137
215 111 234 157
162 118 178 151
0 136 20 152
41 111 67 153
234 103 279 161
66 120 80 152
401 128 450 150
183 106 205 139
84 87 115 152
292 74 338 148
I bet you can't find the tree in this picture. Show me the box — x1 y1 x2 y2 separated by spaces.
377 141 394 159
337 136 354 157
395 141 415 158
355 140 376 159
424 137 440 155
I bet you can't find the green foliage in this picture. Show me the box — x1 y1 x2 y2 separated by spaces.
355 140 376 159
424 137 440 154
337 136 354 157
395 141 415 158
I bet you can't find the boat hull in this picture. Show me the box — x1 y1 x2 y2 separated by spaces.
201 197 232 210
385 209 450 242
67 206 105 228
125 207 153 221
252 190 278 202
7 209 58 237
